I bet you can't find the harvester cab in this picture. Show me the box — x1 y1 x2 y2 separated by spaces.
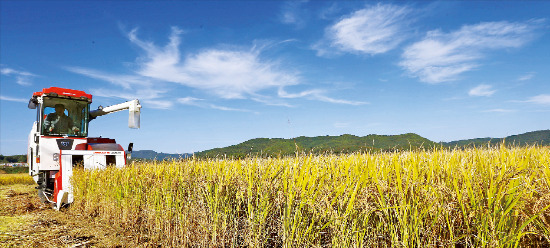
27 87 141 209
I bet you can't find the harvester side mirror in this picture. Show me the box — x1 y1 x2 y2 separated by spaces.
28 98 38 109
126 143 134 161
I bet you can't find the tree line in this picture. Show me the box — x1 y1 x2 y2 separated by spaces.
0 154 26 163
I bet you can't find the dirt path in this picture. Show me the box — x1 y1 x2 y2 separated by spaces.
0 184 134 247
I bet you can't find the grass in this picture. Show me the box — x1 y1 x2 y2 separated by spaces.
70 145 550 247
0 173 35 186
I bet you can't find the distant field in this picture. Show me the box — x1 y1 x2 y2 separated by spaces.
0 166 28 175
70 146 550 247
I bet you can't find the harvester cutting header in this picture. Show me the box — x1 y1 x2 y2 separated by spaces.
27 87 141 209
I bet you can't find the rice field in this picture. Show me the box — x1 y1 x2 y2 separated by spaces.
0 173 34 186
70 145 550 247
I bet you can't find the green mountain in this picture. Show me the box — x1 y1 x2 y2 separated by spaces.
444 130 550 147
130 150 191 160
196 133 439 158
6 130 549 160
196 130 550 158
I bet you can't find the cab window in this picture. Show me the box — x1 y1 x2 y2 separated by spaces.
40 98 88 137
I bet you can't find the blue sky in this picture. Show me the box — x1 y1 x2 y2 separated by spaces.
1 1 549 155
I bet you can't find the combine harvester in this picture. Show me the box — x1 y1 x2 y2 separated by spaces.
27 87 141 209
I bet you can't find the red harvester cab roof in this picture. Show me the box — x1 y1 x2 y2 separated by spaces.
33 87 92 102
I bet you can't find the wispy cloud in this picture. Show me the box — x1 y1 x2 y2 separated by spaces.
0 66 37 86
334 122 350 128
178 97 204 106
63 65 174 109
67 26 364 109
277 88 322 98
209 104 254 113
313 94 368 105
0 95 27 103
143 100 173 109
90 86 173 109
400 19 544 83
482 108 516 113
279 1 308 28
250 96 294 108
63 70 173 109
469 84 496 97
315 3 412 56
65 62 174 108
524 94 550 105
130 27 300 100
518 72 535 81
178 97 253 112
278 88 368 105
64 67 150 89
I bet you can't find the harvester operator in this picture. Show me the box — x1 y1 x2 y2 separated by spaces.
44 104 79 134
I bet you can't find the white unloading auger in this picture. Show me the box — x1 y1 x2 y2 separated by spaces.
90 99 142 128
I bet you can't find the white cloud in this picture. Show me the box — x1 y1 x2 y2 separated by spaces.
0 66 37 86
0 95 27 103
525 94 550 105
400 19 544 83
181 50 299 99
469 84 496 97
518 72 535 81
316 3 412 56
0 68 15 75
280 1 308 28
129 27 300 100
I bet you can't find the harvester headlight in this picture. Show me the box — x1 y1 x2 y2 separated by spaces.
53 153 59 162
